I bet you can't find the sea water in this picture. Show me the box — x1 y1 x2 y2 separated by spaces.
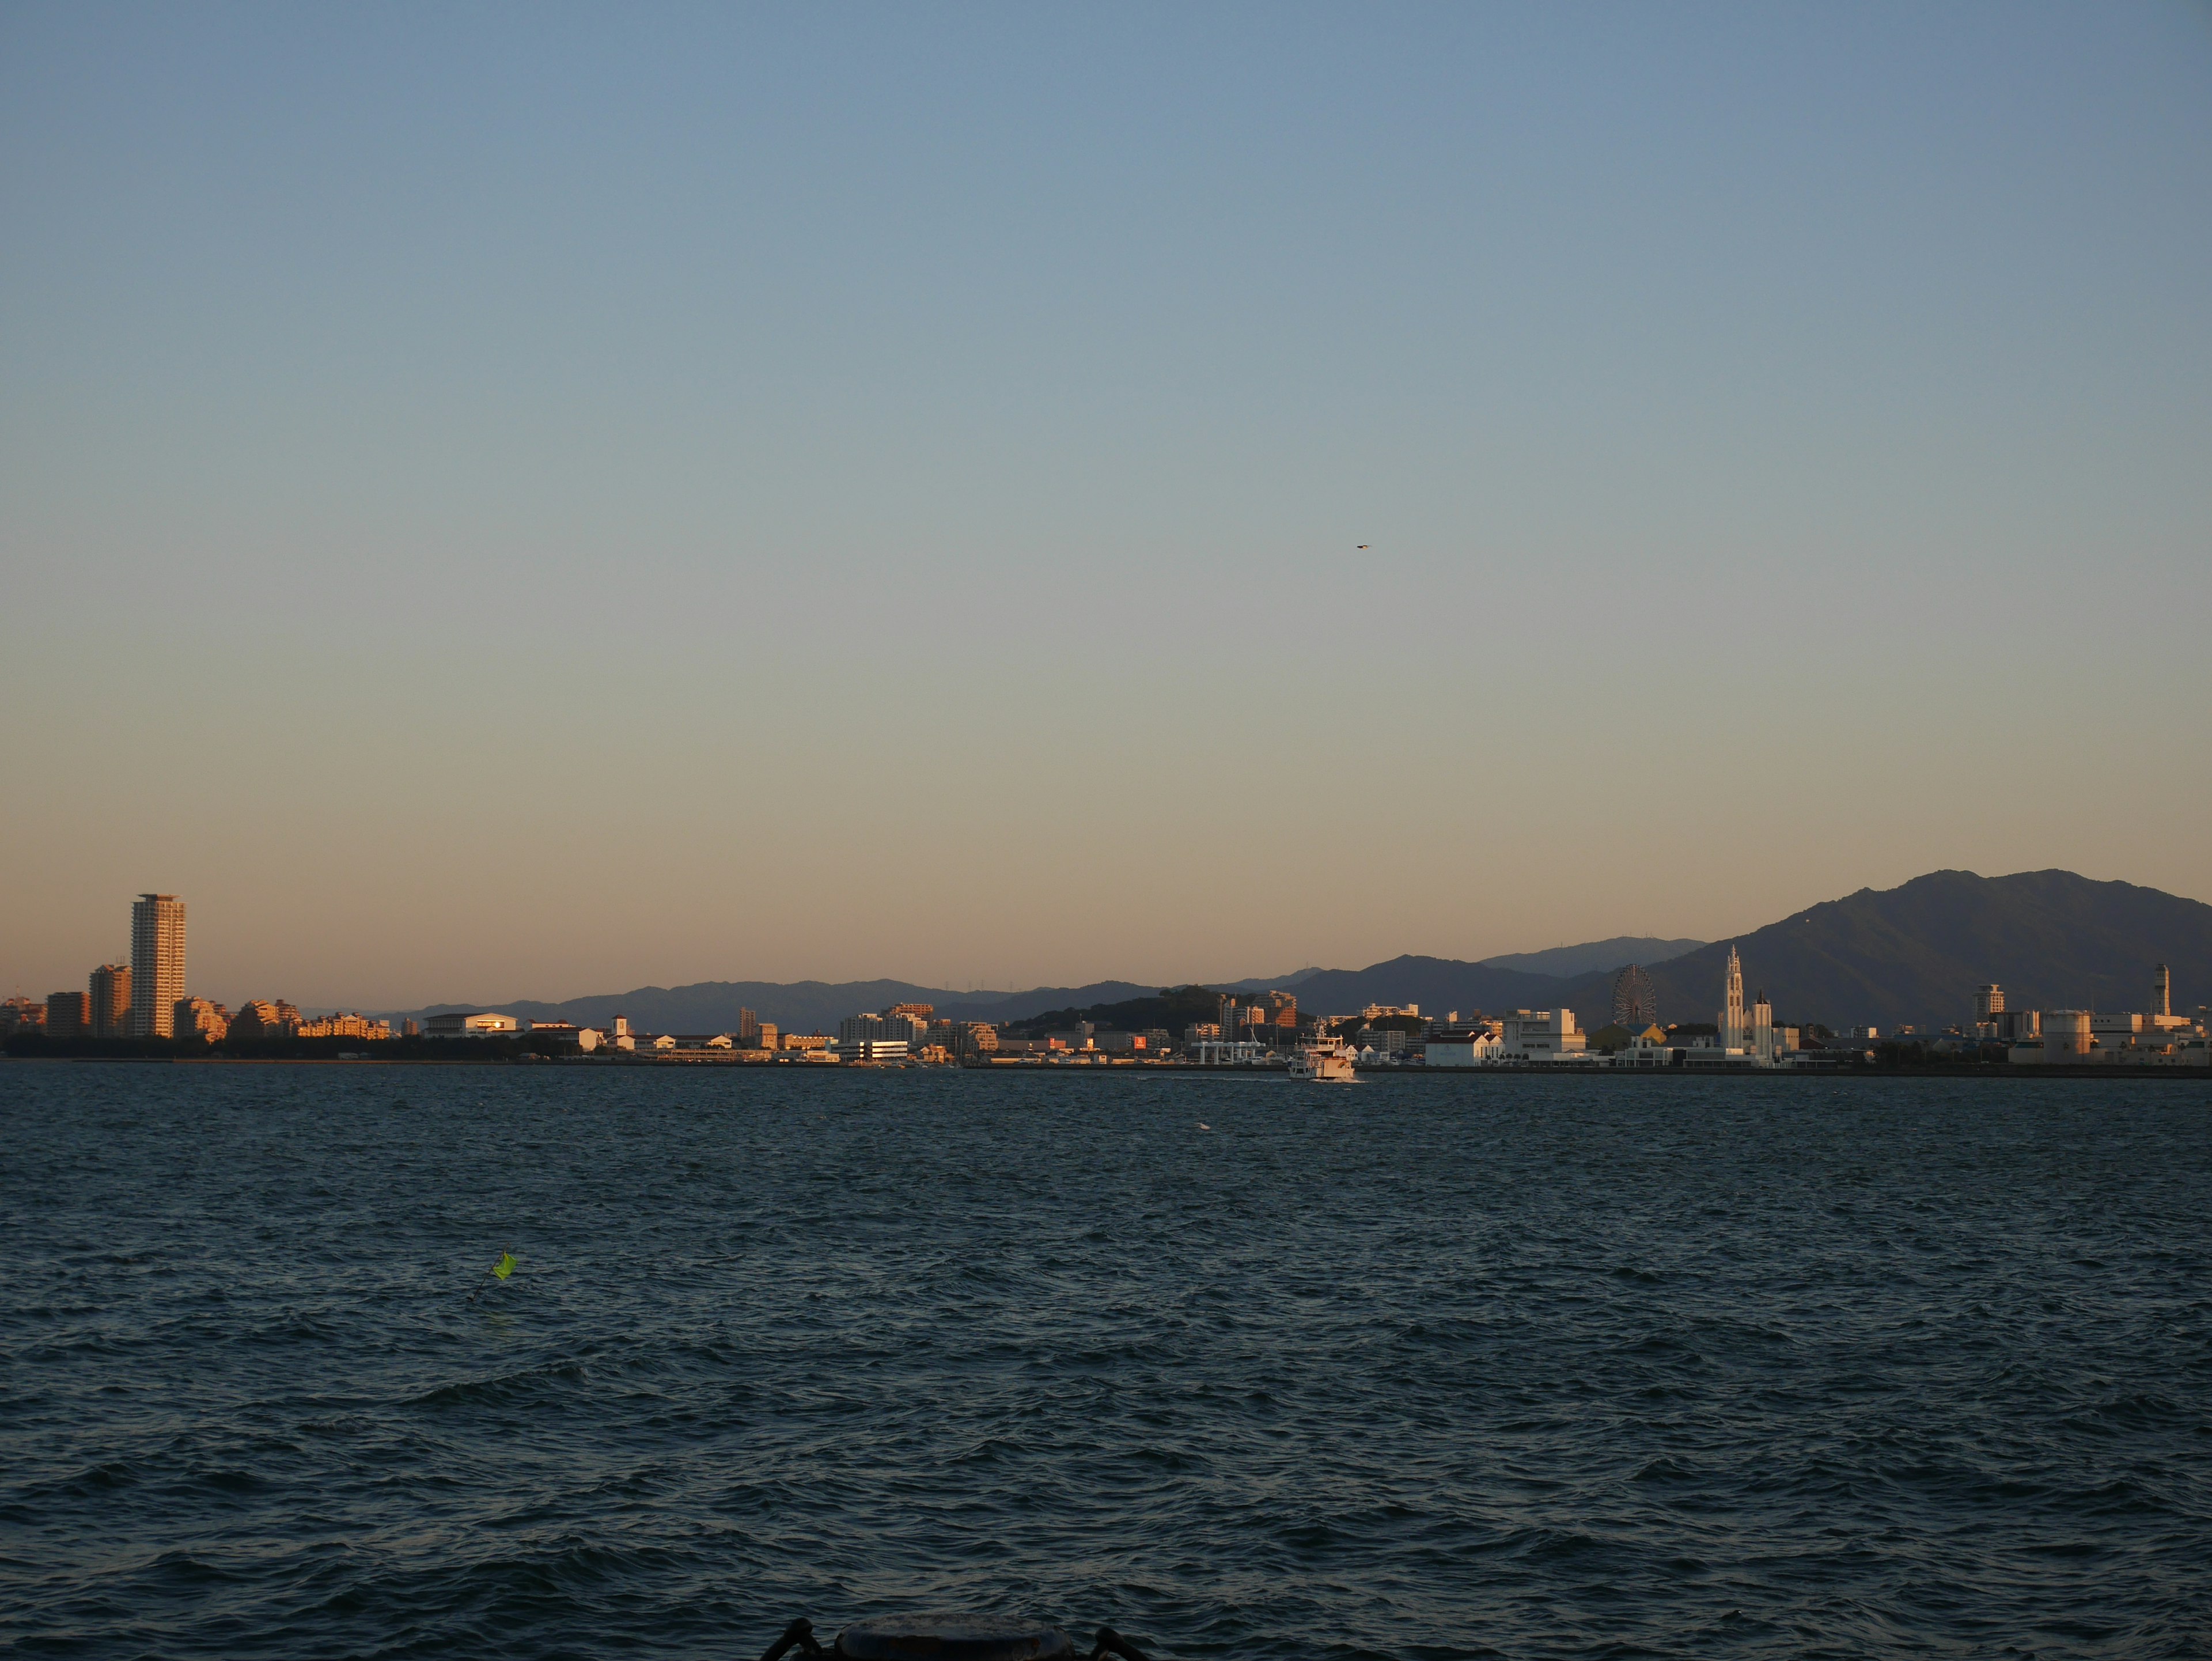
3 1065 2209 1658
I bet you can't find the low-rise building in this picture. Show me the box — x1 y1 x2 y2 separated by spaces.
1608 1024 1676 1067
425 1011 521 1038
296 1012 392 1041
1 996 46 1034
1426 1021 1504 1066
834 1037 909 1062
1499 1008 1589 1062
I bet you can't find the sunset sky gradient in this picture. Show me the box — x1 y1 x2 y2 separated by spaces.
3 2 2207 1009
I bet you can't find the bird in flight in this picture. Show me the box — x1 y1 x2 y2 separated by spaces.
1356 543 1369 550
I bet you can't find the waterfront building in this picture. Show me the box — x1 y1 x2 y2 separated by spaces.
1427 1021 1504 1066
1499 1008 1589 1062
128 894 186 1038
2043 1010 2092 1060
90 964 130 1036
425 1011 520 1038
46 990 90 1036
834 1037 909 1062
2013 1004 2210 1065
781 1032 831 1053
0 996 45 1034
1607 1024 1676 1068
755 1021 779 1050
175 998 230 1043
736 1008 759 1045
296 1012 391 1040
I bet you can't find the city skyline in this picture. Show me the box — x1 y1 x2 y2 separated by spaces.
5 865 2205 1041
3 5 2207 1007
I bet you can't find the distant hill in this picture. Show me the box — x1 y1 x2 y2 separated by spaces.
1001 985 1229 1038
1478 936 1707 978
384 978 1165 1036
1541 871 2211 1032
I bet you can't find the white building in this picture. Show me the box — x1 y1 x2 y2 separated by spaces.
833 1037 909 1062
1714 945 1787 1065
1426 1023 1504 1066
426 1011 521 1038
1498 1009 1588 1062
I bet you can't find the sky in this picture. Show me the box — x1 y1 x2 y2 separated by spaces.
3 2 2208 1011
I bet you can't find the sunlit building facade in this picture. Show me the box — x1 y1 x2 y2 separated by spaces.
128 894 186 1038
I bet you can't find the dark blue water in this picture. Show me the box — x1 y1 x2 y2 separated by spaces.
3 1066 2210 1658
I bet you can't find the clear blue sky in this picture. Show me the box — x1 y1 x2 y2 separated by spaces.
3 3 2207 1008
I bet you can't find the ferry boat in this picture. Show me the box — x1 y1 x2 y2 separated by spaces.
1287 1032 1357 1081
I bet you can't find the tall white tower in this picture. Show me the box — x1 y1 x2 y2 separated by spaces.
129 893 186 1038
1721 944 1745 1050
2153 964 2171 1019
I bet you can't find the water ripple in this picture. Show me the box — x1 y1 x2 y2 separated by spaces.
2 1068 2210 1657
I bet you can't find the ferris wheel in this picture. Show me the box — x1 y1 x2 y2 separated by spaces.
1612 964 1658 1030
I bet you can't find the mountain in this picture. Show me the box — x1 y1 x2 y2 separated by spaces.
1541 870 2211 1033
1222 967 1327 993
1478 936 1707 978
384 978 1165 1036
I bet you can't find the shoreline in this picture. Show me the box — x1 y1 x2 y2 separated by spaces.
5 1054 2205 1080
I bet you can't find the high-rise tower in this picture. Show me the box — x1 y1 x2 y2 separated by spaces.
2153 964 2171 1019
128 894 186 1038
1721 944 1745 1051
90 963 131 1038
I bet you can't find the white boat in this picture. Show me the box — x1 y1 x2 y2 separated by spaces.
1288 1035 1357 1082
